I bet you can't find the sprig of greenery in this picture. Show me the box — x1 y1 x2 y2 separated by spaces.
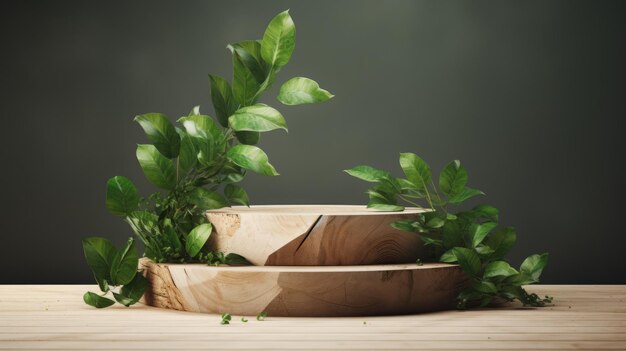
346 153 552 308
83 10 332 308
82 237 148 308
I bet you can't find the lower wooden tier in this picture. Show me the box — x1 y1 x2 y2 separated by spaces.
140 259 468 317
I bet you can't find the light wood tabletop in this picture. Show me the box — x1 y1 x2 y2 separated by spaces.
1 285 625 350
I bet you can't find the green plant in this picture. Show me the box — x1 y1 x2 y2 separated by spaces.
345 153 552 308
82 237 147 308
83 10 332 307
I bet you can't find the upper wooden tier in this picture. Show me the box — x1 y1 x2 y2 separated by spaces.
206 205 430 266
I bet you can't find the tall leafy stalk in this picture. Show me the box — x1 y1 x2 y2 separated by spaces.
346 153 553 308
82 10 333 308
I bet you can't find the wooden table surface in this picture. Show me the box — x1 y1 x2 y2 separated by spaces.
1 285 625 350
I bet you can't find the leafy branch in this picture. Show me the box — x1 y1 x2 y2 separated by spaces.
345 153 552 308
83 10 333 308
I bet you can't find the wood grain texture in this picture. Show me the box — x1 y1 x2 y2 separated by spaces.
206 205 430 266
139 259 468 316
1 285 625 350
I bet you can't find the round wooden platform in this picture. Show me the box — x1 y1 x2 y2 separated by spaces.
205 205 431 266
140 259 468 317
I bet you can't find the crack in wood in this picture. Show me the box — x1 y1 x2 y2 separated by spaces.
294 215 323 253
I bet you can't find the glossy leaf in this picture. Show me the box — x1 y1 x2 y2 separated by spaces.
163 218 182 253
136 144 176 190
232 50 260 106
425 217 445 229
226 144 278 176
83 292 115 309
225 184 250 206
117 273 149 306
344 165 390 183
440 249 457 263
470 204 499 222
134 113 180 158
235 131 261 145
399 153 431 190
178 115 225 165
228 40 269 84
442 220 464 248
448 187 485 204
452 247 481 277
109 238 138 286
484 261 519 278
485 227 517 260
261 10 295 68
469 222 497 248
209 75 237 127
105 176 140 217
229 104 287 132
277 77 334 105
439 160 467 198
185 223 213 257
82 237 116 290
176 127 197 175
520 253 549 281
189 187 229 210
472 280 498 294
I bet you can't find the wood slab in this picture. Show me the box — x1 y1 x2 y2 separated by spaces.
140 258 468 317
205 205 430 266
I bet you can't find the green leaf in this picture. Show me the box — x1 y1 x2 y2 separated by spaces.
475 244 495 255
448 187 485 204
117 273 149 306
225 184 250 206
82 237 116 290
391 220 418 232
442 220 464 248
344 165 390 183
235 131 261 145
440 249 457 263
366 187 403 211
439 160 467 198
505 272 537 286
227 145 278 176
485 227 517 260
277 77 334 105
470 204 499 222
163 218 182 253
136 144 176 190
209 75 238 127
472 280 498 294
229 104 287 132
256 311 268 321
232 49 261 106
261 10 295 68
176 128 197 175
469 222 497 248
178 115 226 165
452 247 481 277
520 253 549 281
228 40 270 84
134 113 180 158
185 223 213 257
105 176 140 217
484 261 519 278
189 187 229 210
110 238 138 286
83 292 115 308
420 235 442 247
425 217 445 229
224 253 250 265
112 292 135 307
399 153 431 190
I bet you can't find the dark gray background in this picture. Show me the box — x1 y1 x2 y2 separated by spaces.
1 1 624 284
